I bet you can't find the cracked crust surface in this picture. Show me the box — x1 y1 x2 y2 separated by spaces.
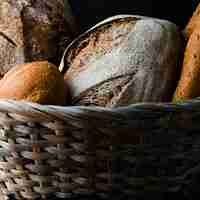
64 16 183 107
0 0 73 75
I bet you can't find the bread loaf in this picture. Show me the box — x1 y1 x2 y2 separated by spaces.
0 61 67 105
60 15 183 107
173 26 200 102
0 0 76 75
184 2 200 39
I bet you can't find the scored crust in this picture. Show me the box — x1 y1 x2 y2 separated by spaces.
63 15 182 107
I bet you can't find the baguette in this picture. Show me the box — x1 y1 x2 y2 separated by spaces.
184 2 200 39
173 27 200 102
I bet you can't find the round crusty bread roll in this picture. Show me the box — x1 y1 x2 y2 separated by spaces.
0 61 68 105
60 15 183 108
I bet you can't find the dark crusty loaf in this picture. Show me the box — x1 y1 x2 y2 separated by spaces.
0 0 76 76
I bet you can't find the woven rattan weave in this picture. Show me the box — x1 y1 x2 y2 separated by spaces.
0 99 200 199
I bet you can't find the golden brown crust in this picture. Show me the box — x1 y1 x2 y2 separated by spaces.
0 61 67 105
184 3 200 39
173 27 200 102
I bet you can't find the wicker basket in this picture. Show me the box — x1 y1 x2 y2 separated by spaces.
1 98 200 199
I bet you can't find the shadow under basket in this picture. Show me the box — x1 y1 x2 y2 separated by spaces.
1 99 200 199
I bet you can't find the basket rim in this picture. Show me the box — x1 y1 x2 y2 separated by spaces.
0 98 199 122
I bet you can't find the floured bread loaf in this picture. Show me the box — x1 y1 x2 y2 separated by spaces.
61 15 183 107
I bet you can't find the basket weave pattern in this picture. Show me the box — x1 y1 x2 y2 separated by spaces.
0 100 113 199
112 100 200 199
1 99 200 199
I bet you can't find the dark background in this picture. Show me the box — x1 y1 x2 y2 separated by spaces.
68 0 199 32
